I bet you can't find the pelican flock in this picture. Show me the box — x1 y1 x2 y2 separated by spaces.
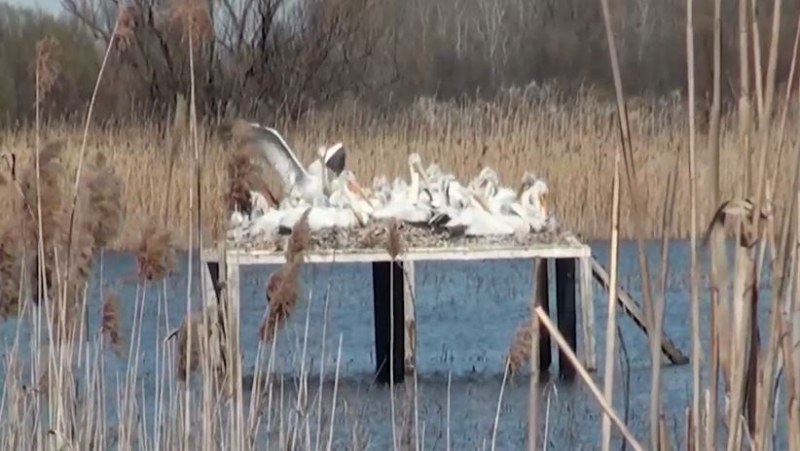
228 122 556 243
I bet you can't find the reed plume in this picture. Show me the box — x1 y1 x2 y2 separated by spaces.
506 320 532 377
386 219 404 259
0 222 21 319
136 223 175 281
101 290 125 358
20 140 67 306
259 211 309 342
226 145 273 215
112 5 137 54
34 35 61 104
80 152 125 248
173 305 227 382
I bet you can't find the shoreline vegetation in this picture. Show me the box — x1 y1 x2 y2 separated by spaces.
4 88 795 251
2 0 800 447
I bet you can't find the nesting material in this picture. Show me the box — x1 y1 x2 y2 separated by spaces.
228 220 573 253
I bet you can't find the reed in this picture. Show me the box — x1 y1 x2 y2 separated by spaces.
5 87 800 250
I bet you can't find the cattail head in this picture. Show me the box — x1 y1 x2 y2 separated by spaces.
136 223 175 281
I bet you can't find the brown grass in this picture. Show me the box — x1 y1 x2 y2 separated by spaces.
4 91 796 250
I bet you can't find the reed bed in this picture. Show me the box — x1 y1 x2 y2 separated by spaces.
6 0 800 448
4 90 800 250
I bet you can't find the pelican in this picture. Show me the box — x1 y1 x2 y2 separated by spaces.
508 175 550 232
372 154 432 224
238 122 346 204
432 195 517 236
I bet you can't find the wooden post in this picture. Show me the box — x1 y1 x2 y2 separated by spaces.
555 258 577 380
372 260 405 384
579 256 596 371
403 261 417 375
534 259 551 372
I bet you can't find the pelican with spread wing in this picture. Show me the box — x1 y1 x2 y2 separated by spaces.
237 121 346 204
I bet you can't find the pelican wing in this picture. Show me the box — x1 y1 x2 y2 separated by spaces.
248 125 309 193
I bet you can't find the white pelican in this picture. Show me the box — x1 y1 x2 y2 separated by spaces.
432 195 517 236
273 170 374 232
242 122 346 204
508 174 550 232
372 154 432 224
227 190 272 231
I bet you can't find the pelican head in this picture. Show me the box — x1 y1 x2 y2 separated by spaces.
425 163 443 181
408 153 426 178
526 179 549 218
518 172 538 197
407 153 431 195
318 142 346 176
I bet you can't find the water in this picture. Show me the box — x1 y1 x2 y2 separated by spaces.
0 240 787 450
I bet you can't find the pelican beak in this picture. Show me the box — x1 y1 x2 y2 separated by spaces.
472 193 491 212
414 161 430 186
539 193 549 217
347 179 375 210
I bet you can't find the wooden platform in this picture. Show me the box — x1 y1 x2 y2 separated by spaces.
200 236 597 383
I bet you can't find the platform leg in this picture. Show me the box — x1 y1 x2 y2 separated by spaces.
403 261 417 376
534 259 551 372
372 261 405 384
205 261 222 306
579 256 596 371
555 258 577 380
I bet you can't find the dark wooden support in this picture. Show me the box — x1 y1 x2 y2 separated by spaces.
206 262 222 302
372 261 405 384
534 259 552 372
555 258 577 381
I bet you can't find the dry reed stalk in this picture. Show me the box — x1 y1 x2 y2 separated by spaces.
101 290 125 358
650 153 679 450
260 211 309 342
136 223 175 281
65 5 125 292
686 0 703 446
20 141 67 313
533 306 644 451
527 295 541 451
706 0 723 442
601 146 621 451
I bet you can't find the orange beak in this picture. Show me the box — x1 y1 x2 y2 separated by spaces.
347 179 375 209
539 193 548 216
